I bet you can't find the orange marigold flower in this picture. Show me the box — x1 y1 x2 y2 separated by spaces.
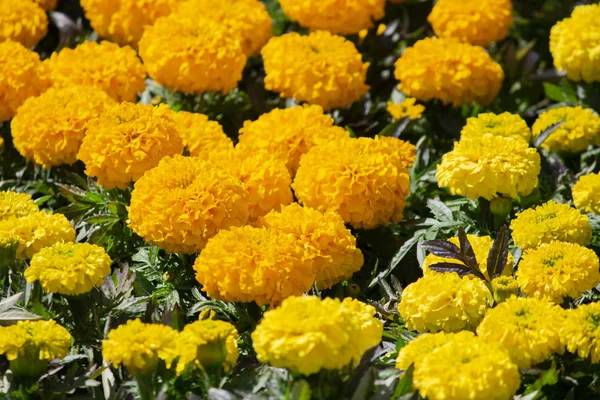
171 111 233 159
0 0 48 48
387 98 425 121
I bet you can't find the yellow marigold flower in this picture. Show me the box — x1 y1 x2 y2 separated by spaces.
573 172 600 214
77 103 183 190
257 203 364 289
476 296 565 368
394 37 504 107
194 226 315 306
560 303 600 363
139 15 246 95
176 320 239 374
25 242 112 295
532 106 600 153
0 0 47 48
43 41 146 103
422 234 514 278
461 112 531 143
0 40 49 123
102 319 179 376
11 86 116 168
0 191 38 220
252 296 383 375
293 137 410 229
436 134 540 201
516 241 600 304
398 273 490 333
396 331 475 370
279 0 384 35
492 275 519 303
550 5 600 83
80 0 177 46
236 105 349 176
32 0 57 11
173 0 272 56
510 200 592 250
0 211 75 260
413 338 520 400
373 135 417 168
129 155 249 254
171 111 233 159
262 31 370 111
428 0 513 47
387 98 425 121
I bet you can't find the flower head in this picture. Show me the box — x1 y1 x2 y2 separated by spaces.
0 191 38 220
396 331 475 370
532 106 600 153
236 105 349 176
43 41 146 102
171 111 233 159
80 0 177 46
193 226 315 306
139 15 246 94
293 137 410 229
77 103 183 189
436 134 540 200
398 273 490 333
257 204 364 289
573 172 600 214
11 86 116 168
550 5 600 82
461 112 531 143
510 200 592 249
0 0 47 48
279 0 384 35
476 296 565 368
561 302 600 363
25 242 112 295
492 275 519 303
387 98 425 121
428 0 513 47
262 31 369 111
516 241 600 303
394 38 504 106
252 296 383 375
103 319 179 376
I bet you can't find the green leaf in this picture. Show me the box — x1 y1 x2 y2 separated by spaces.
394 365 414 397
289 380 311 400
543 82 576 104
427 199 454 222
84 214 120 225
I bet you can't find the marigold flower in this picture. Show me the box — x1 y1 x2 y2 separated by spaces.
32 0 57 11
461 112 531 143
573 172 600 214
236 105 349 176
176 320 239 374
531 106 600 153
0 40 49 122
561 303 600 363
436 134 540 200
11 86 116 168
492 275 519 303
262 31 370 111
550 5 600 83
80 0 177 46
396 331 475 370
476 296 565 368
293 137 410 229
394 38 504 106
257 204 364 289
194 226 315 306
279 0 384 35
398 273 490 333
373 135 417 168
0 0 47 48
171 111 233 159
129 155 249 254
173 0 272 56
387 98 425 121
77 103 183 190
25 242 112 295
413 338 520 400
102 319 179 376
516 241 600 304
0 191 38 220
139 15 246 94
43 41 146 102
510 200 592 250
0 211 75 259
252 296 383 375
428 0 513 47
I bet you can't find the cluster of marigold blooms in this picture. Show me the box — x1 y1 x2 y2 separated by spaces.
1 0 600 396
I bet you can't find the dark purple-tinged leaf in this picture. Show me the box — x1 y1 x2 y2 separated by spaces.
487 225 510 279
458 228 479 272
420 240 462 261
428 263 474 277
533 120 565 148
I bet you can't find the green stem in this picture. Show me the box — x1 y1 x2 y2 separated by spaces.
136 375 155 400
478 198 491 231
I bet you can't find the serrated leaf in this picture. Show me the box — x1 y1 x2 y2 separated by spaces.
427 199 453 222
428 262 474 277
0 293 23 313
0 309 42 324
420 240 462 260
533 120 565 148
487 225 509 279
84 214 119 225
